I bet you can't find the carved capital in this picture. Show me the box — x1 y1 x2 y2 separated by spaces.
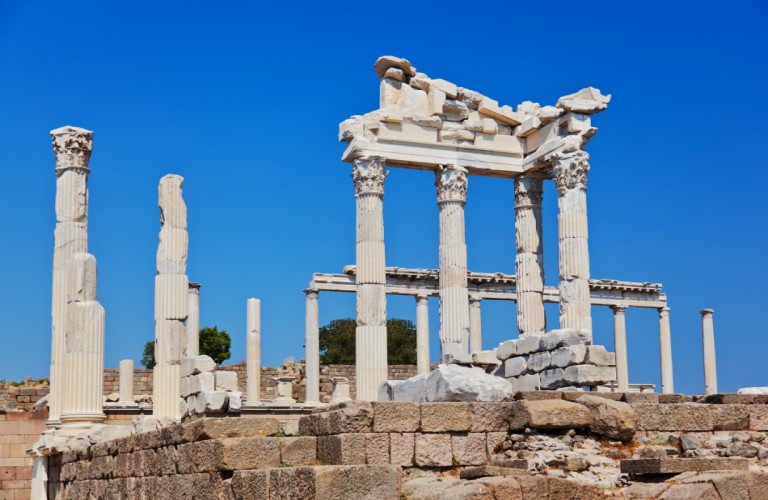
700 308 714 317
514 173 544 208
469 295 482 307
304 288 319 300
416 293 429 304
435 164 468 203
188 282 201 295
611 304 627 315
658 306 670 318
352 156 388 195
552 150 589 195
51 126 93 172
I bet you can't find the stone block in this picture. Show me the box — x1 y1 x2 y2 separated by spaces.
426 364 514 402
749 406 768 430
496 340 517 360
504 356 527 377
279 436 317 466
584 345 616 366
563 365 616 385
156 446 177 475
514 400 592 431
231 469 269 499
486 432 507 457
576 394 636 442
183 416 281 441
364 433 390 465
188 372 215 394
516 335 542 355
317 434 366 465
711 405 750 430
527 351 551 372
748 472 768 500
624 393 659 404
313 465 402 500
551 345 587 368
451 433 488 466
540 368 565 389
659 483 720 500
326 402 374 434
180 376 191 398
372 402 419 432
516 374 541 392
539 329 588 351
469 402 516 432
197 390 228 412
221 437 281 470
215 371 239 392
176 440 223 474
634 404 714 431
298 413 330 436
420 403 470 432
389 432 415 466
415 433 452 466
659 394 692 403
620 457 749 474
228 391 243 412
133 449 157 477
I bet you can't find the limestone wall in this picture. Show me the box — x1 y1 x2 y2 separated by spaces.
0 379 50 411
0 409 47 497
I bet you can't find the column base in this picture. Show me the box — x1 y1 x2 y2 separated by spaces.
356 325 388 401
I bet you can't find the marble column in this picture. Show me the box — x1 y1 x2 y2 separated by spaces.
415 294 430 375
119 359 135 403
435 164 469 358
352 156 388 401
187 283 201 357
304 289 320 404
552 148 592 336
701 308 718 395
60 253 106 428
246 298 261 405
658 307 674 394
514 173 546 337
153 175 189 421
611 305 629 392
469 295 482 354
49 126 93 426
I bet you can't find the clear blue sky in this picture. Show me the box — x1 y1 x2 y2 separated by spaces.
0 1 766 395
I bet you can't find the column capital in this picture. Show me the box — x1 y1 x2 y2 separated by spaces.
304 288 319 299
352 156 388 195
514 173 545 208
611 304 627 315
435 164 468 203
469 295 482 307
51 126 93 173
188 282 201 294
658 306 670 316
700 308 714 316
416 293 429 303
551 149 589 195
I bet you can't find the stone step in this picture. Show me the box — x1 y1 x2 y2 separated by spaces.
460 465 528 480
620 458 749 475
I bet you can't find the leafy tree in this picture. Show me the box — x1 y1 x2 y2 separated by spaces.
140 326 232 368
319 318 416 365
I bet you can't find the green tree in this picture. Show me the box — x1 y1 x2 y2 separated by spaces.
140 326 232 368
318 318 416 365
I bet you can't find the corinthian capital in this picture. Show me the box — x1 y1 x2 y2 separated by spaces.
435 164 468 203
352 156 388 195
514 173 544 208
552 150 589 195
51 125 94 172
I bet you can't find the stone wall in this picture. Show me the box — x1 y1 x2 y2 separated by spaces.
0 409 47 498
0 379 50 411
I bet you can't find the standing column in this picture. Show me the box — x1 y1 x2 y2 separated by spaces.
187 283 201 357
514 173 546 337
153 175 189 420
700 309 717 395
611 305 629 392
552 148 592 336
469 295 483 353
304 289 320 403
658 307 674 394
60 253 106 429
246 298 261 405
415 294 430 375
49 126 93 426
119 359 135 403
352 156 388 401
435 164 469 357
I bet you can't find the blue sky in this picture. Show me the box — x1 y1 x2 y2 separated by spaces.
0 1 766 394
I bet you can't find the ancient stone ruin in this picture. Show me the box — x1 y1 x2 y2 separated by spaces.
0 56 762 499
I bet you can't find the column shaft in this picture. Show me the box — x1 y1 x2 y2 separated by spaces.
469 296 482 353
119 359 134 403
701 309 717 395
612 306 629 392
246 298 261 404
436 165 469 357
353 157 388 401
514 174 546 337
658 307 674 394
415 295 430 375
304 290 320 403
187 283 201 357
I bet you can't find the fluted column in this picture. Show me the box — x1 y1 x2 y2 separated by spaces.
552 148 592 336
658 307 674 394
60 253 105 428
611 305 629 392
246 298 261 405
415 294 430 375
119 359 135 403
352 157 388 401
49 126 93 426
435 164 469 358
187 283 201 357
304 289 320 403
701 308 717 395
153 175 189 420
469 295 482 353
515 173 546 337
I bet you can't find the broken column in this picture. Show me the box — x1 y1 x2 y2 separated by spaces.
701 308 717 395
552 144 592 335
611 305 629 392
658 306 674 394
415 294 430 375
514 173 546 337
304 289 320 404
469 295 482 353
49 125 93 426
153 174 189 420
435 164 470 357
246 298 261 405
187 283 201 357
352 156 388 401
119 359 135 404
60 253 105 428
